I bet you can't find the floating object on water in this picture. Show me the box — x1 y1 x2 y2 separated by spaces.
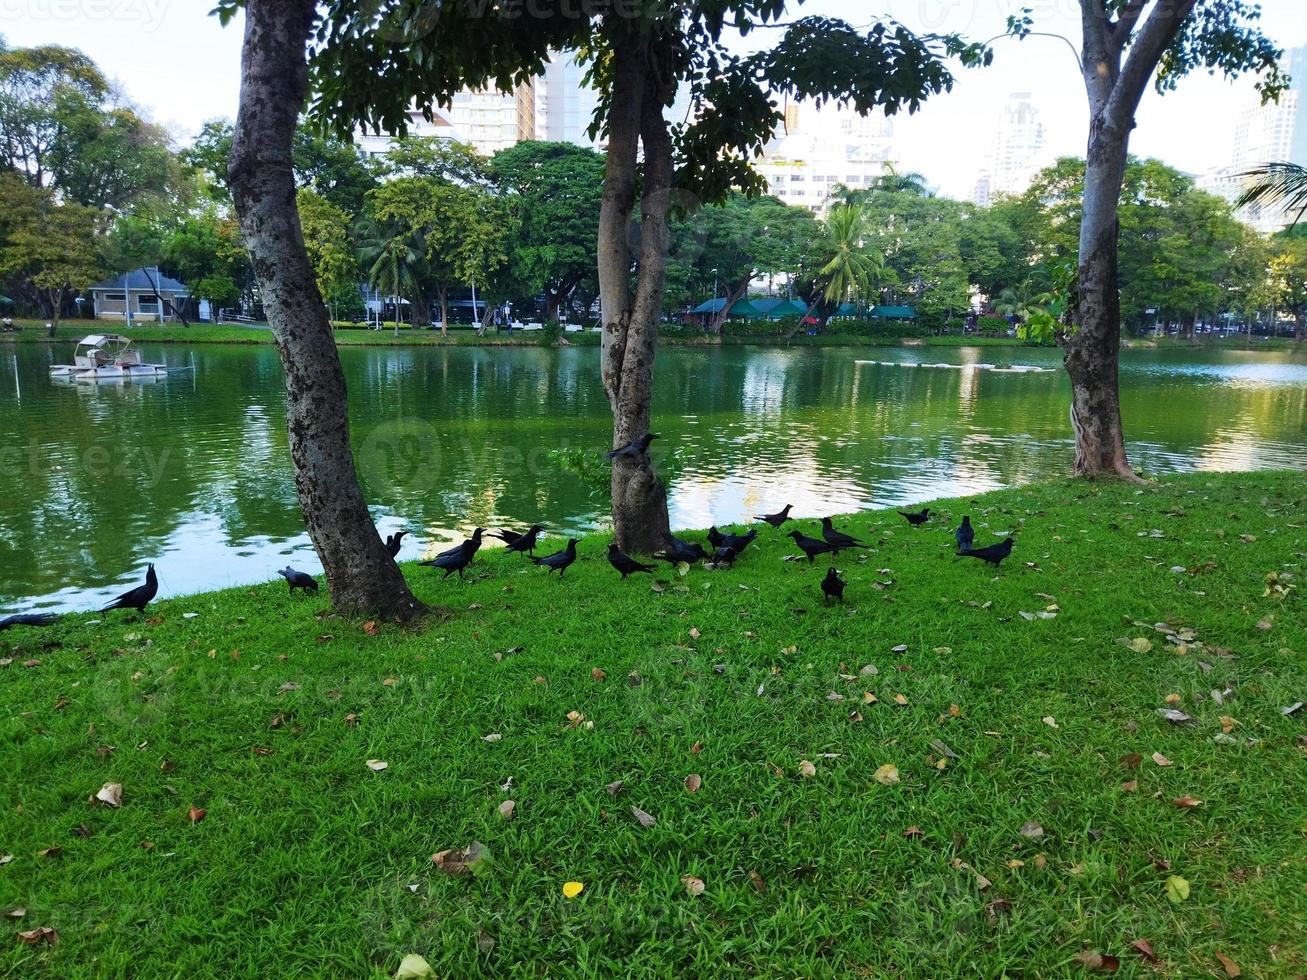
49 335 189 383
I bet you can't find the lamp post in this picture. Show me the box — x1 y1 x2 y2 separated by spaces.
711 268 719 333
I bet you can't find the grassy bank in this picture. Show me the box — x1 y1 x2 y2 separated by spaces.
2 473 1304 977
2 320 1041 350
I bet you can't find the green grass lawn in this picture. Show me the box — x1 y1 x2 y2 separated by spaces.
2 473 1304 977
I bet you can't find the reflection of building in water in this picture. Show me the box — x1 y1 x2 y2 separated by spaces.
739 355 792 418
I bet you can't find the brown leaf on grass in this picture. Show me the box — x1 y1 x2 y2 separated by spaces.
1172 796 1203 809
432 841 489 877
362 620 379 636
684 773 702 794
159 759 177 773
1119 753 1142 769
498 800 516 821
1212 951 1241 977
873 764 900 785
747 870 766 893
36 847 60 859
690 741 703 754
251 746 274 756
1130 939 1158 963
893 693 908 706
1255 616 1272 631
94 782 123 808
681 875 705 896
1074 950 1120 972
630 806 656 829
16 926 58 946
797 760 817 778
381 676 397 687
1120 780 1139 793
590 667 607 681
344 713 359 727
604 780 624 796
688 627 700 639
187 806 206 823
903 826 924 839
1151 752 1172 767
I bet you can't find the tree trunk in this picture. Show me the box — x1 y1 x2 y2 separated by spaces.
227 0 422 620
437 287 449 336
47 287 63 335
1295 310 1305 341
597 35 672 554
1064 121 1135 479
545 290 560 323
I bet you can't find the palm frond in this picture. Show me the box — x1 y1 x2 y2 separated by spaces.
1235 163 1307 227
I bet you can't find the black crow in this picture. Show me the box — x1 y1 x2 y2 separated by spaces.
955 517 974 553
101 564 158 614
820 517 869 551
899 508 931 526
278 567 318 593
606 433 658 460
419 534 483 579
607 543 655 579
787 531 837 563
383 530 408 559
755 504 793 528
719 528 758 556
532 539 578 577
706 526 725 549
709 545 737 568
821 567 846 604
0 612 58 631
960 536 1014 566
490 524 545 555
434 528 485 562
654 533 708 565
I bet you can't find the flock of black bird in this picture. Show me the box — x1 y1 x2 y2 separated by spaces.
0 434 1015 631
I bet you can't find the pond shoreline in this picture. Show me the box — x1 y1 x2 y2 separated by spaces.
4 323 1301 352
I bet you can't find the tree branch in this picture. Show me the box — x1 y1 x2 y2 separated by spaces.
1108 0 1196 125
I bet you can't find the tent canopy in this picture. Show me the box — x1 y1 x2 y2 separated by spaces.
870 304 917 320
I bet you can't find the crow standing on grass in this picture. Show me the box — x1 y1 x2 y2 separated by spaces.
278 567 318 593
606 433 658 460
607 543 655 579
955 517 974 553
419 529 485 580
533 539 578 577
820 517 869 551
787 531 837 563
0 612 58 631
755 504 793 528
960 536 1014 566
821 567 846 604
899 508 931 526
654 533 708 565
490 524 545 556
709 545 737 569
100 563 158 614
718 528 758 556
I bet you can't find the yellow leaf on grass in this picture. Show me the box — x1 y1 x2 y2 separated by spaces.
873 764 900 785
1164 875 1190 903
562 881 584 899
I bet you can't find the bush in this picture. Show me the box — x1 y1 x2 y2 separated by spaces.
539 320 562 346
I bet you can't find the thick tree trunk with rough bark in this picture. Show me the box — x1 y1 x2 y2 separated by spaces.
1067 0 1195 480
227 0 422 620
597 35 673 554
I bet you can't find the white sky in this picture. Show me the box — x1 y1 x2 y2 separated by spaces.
1 0 1303 199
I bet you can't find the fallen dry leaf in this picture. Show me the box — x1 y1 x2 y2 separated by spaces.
1129 939 1158 963
684 773 702 794
631 805 656 829
1042 716 1058 728
797 760 817 778
1172 796 1203 809
1128 637 1153 653
365 759 389 771
498 800 516 821
94 782 123 808
681 875 705 896
5 907 25 918
893 693 909 706
187 806 206 823
747 870 766 893
562 880 584 898
590 667 606 681
16 926 58 946
394 953 436 979
1212 950 1241 977
363 620 379 636
1019 820 1045 840
903 826 924 839
1151 752 1172 767
1121 780 1139 793
1074 950 1120 972
873 763 900 786
481 733 503 743
432 841 489 877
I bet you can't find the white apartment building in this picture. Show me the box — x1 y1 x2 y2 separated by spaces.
973 92 1046 206
755 102 899 213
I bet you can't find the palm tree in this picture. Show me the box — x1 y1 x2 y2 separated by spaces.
994 278 1044 323
356 220 423 330
870 163 931 197
813 205 883 320
1236 163 1307 228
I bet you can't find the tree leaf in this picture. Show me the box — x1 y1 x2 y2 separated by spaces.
1164 875 1190 903
94 782 123 808
1129 939 1158 963
684 773 702 794
681 875 705 896
630 805 656 829
873 763 900 785
394 953 435 979
562 881 584 899
1213 950 1241 977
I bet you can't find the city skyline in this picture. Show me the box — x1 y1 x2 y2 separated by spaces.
2 0 1303 203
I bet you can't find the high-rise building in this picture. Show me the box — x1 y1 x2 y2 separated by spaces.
755 101 899 214
1209 43 1307 234
542 52 603 148
356 80 537 159
974 92 1046 206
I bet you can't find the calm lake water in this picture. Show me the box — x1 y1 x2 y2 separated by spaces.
2 341 1305 612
